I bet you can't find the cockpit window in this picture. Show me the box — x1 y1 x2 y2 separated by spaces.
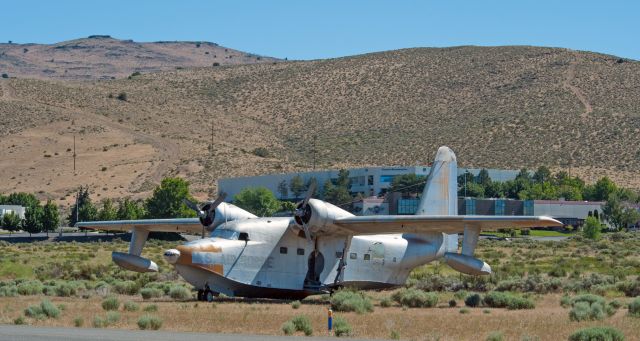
211 229 240 240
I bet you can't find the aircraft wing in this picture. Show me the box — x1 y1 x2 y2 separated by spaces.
332 215 562 235
75 218 202 233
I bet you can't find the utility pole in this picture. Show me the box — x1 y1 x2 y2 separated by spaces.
312 135 317 170
210 121 214 155
73 135 76 175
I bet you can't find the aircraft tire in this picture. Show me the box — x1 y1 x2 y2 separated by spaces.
197 289 204 301
205 290 215 302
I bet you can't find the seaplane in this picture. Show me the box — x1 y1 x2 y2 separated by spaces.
77 146 561 301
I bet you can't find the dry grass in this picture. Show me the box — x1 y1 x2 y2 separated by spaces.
1 294 639 340
1 45 639 208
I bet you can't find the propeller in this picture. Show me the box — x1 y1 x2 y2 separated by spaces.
183 192 227 238
294 182 316 243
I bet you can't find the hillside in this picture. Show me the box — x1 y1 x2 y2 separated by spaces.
0 36 278 80
1 45 639 207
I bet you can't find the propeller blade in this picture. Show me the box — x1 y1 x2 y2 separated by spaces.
183 198 205 218
183 198 200 212
207 192 227 214
302 182 316 207
302 224 312 244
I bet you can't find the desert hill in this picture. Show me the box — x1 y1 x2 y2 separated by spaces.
0 36 278 80
1 44 639 208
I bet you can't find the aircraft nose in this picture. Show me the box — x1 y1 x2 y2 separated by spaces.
163 249 181 264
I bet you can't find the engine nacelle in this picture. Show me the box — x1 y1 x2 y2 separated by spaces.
201 202 257 232
294 198 354 235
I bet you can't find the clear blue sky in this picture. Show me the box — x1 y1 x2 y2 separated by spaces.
2 0 639 60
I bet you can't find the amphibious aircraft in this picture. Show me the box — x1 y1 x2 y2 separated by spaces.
77 146 561 300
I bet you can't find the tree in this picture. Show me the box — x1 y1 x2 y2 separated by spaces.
68 186 98 226
583 216 602 240
584 177 618 201
389 174 426 195
603 194 624 230
233 187 281 217
464 182 485 198
145 177 196 219
98 198 117 221
322 170 352 206
620 208 640 230
23 205 43 236
1 211 22 233
281 201 298 214
5 192 39 208
533 166 551 184
42 200 60 234
289 175 306 200
476 169 492 187
116 198 145 220
277 180 289 199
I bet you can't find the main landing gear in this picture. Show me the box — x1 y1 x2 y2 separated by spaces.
197 284 218 302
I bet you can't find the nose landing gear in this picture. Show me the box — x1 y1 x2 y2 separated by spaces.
197 283 218 302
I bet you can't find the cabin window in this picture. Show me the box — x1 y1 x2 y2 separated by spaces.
335 251 343 258
364 254 371 261
211 229 239 240
280 247 288 254
297 248 305 255
350 252 357 260
393 257 397 263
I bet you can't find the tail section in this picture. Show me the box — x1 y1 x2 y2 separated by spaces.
416 146 458 216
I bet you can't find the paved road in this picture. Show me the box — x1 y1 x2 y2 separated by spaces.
0 326 371 341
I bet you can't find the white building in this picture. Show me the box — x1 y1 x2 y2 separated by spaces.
219 166 519 201
0 205 26 219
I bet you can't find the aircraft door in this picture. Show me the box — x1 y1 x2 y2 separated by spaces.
304 250 325 288
369 242 385 275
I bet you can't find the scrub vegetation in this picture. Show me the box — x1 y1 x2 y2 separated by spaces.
1 232 639 339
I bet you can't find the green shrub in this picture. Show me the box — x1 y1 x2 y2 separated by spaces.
101 296 119 311
124 301 139 312
330 290 373 314
74 317 83 327
169 286 191 300
14 316 26 325
380 297 393 307
106 311 120 324
282 321 295 335
572 294 605 306
290 315 313 336
569 301 605 321
137 315 163 330
0 285 18 297
568 326 624 341
291 300 301 309
486 331 504 341
454 290 468 300
617 279 640 297
114 280 139 295
449 299 457 307
459 307 470 314
333 316 351 337
483 292 535 310
143 304 158 312
25 305 45 319
17 280 44 295
140 287 163 300
560 295 572 308
40 299 61 318
465 293 482 307
629 297 640 317
391 288 438 308
92 315 105 328
390 330 400 340
54 282 77 297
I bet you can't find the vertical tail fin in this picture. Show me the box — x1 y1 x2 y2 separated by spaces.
416 146 458 216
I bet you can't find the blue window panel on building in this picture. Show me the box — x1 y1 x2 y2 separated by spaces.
398 198 419 214
465 199 475 215
380 175 396 183
524 200 534 216
495 199 505 216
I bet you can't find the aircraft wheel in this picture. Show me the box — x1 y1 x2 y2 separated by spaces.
205 290 215 302
197 289 204 301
